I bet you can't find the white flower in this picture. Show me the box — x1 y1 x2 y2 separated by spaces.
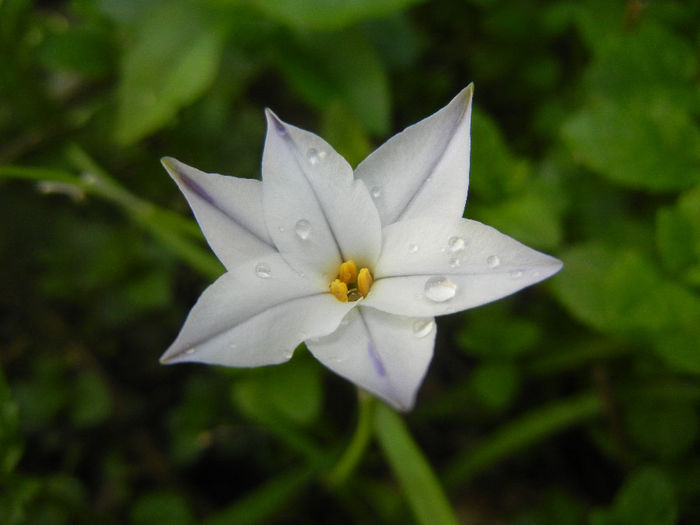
160 85 562 411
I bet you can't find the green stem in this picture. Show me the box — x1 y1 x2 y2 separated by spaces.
374 402 459 525
327 390 375 488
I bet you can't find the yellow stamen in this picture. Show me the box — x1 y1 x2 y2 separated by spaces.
338 260 357 284
357 268 373 297
329 279 349 302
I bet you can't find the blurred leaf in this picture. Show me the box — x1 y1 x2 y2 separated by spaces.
656 206 696 275
115 3 224 144
131 491 194 525
374 403 459 525
0 476 41 525
471 362 520 412
247 0 425 31
231 355 322 426
0 369 23 474
563 96 700 191
70 371 112 428
625 400 699 460
444 392 601 486
469 108 531 202
38 25 114 78
479 191 563 250
584 22 696 103
551 242 700 335
204 466 314 525
456 305 541 358
321 101 372 167
653 326 700 375
275 30 390 135
590 468 677 525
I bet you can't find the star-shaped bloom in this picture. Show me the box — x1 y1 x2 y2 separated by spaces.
160 86 562 410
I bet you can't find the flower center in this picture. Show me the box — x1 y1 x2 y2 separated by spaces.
329 259 373 302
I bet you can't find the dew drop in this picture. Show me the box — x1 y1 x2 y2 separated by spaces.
412 319 435 338
185 348 196 355
449 257 461 268
306 148 326 165
447 236 466 253
487 255 500 268
509 269 523 279
424 276 457 302
295 219 312 240
408 243 419 254
370 186 382 199
255 262 271 278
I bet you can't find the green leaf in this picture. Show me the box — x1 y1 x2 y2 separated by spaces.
469 108 531 202
321 101 372 167
373 403 459 525
204 467 314 525
562 96 700 191
131 491 195 525
275 30 390 135
444 392 601 486
551 242 700 335
479 191 563 250
231 355 322 426
655 206 696 274
591 468 677 525
471 362 520 411
114 4 224 144
0 368 23 474
457 305 541 358
70 371 112 428
248 0 426 31
625 400 699 459
653 325 700 375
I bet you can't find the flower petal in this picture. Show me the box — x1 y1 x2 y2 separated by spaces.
364 217 563 317
261 110 382 283
355 85 473 226
161 253 354 366
306 307 435 411
162 157 276 270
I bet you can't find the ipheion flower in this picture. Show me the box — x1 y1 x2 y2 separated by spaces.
160 85 562 411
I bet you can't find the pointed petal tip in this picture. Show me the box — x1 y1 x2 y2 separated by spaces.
264 108 287 135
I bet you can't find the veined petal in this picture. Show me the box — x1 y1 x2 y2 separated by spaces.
307 307 435 411
355 85 473 226
162 157 276 270
160 253 354 366
364 217 563 317
261 110 382 283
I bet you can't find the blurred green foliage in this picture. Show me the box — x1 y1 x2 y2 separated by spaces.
2 0 700 523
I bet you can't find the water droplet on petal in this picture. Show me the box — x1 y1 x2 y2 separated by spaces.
185 348 196 355
408 243 419 254
278 226 285 233
449 257 461 268
255 262 271 278
510 270 523 279
412 319 435 338
295 219 312 240
487 255 500 268
370 186 382 199
424 276 457 302
306 148 326 165
447 236 466 253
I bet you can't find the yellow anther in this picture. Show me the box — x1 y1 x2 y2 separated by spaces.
357 268 373 297
338 260 357 284
329 279 349 302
